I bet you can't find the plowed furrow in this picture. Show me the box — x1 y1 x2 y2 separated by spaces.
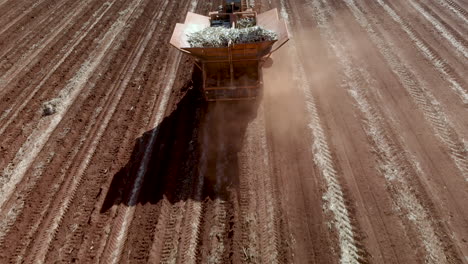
99 45 185 264
250 105 280 263
2 2 129 249
0 0 117 139
98 0 199 260
78 5 190 264
124 77 200 264
349 0 468 183
58 1 175 263
0 0 47 36
338 0 468 258
409 0 468 59
198 119 228 264
0 1 148 262
152 107 204 264
0 0 71 61
375 0 468 105
311 0 461 262
277 0 364 262
0 0 85 80
435 0 468 25
0 0 124 169
0 0 133 215
43 4 168 263
19 1 151 262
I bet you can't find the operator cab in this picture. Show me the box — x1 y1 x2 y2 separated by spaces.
209 0 255 28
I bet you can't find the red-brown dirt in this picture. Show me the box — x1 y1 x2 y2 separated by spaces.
0 0 466 263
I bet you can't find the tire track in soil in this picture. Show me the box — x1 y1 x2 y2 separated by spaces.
374 0 468 105
152 114 202 264
0 0 121 214
246 104 280 264
53 1 179 262
341 0 468 257
0 0 82 82
181 107 215 264
76 4 191 264
145 104 204 264
351 0 468 183
0 0 112 119
432 0 468 26
0 0 47 36
0 0 132 258
0 1 146 262
20 0 150 262
276 0 364 262
99 30 189 264
0 0 97 95
311 0 460 262
408 0 468 59
0 0 116 144
99 1 199 262
424 0 468 34
113 2 197 262
42 1 170 262
261 87 299 263
0 0 70 62
0 0 127 215
200 125 229 264
0 0 117 159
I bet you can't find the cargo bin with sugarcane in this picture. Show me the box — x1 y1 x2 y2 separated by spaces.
170 0 289 101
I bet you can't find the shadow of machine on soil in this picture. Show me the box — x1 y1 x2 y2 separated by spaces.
101 69 261 213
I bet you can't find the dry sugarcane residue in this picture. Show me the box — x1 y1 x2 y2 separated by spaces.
187 26 277 48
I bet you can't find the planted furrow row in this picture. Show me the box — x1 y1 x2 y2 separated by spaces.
0 0 47 36
3 1 149 263
435 0 468 25
2 66 127 259
0 0 71 62
312 0 458 262
350 0 467 184
147 200 172 263
0 0 97 95
248 104 280 263
0 40 134 257
0 0 117 141
375 0 468 105
200 127 228 264
99 0 199 260
278 0 363 262
73 1 180 263
124 67 200 263
0 0 80 79
236 103 283 263
0 0 122 171
409 0 468 59
0 0 131 217
159 205 186 263
257 105 280 264
175 108 207 264
0 152 53 246
0 99 102 252
44 3 169 262
236 171 253 262
99 46 185 264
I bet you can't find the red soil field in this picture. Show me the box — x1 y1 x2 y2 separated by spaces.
0 0 467 263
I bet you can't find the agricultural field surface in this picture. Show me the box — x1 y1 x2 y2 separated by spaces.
0 0 467 263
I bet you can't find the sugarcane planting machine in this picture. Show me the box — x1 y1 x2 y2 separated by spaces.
170 0 289 101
